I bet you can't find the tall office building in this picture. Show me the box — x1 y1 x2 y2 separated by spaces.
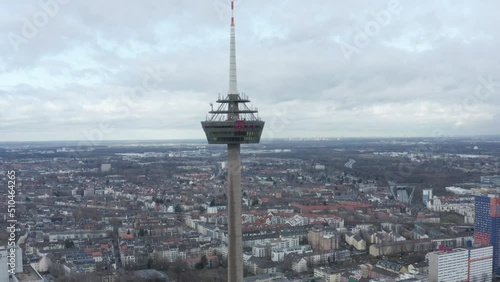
15 245 23 273
0 247 9 282
201 1 264 281
396 187 409 204
474 195 500 275
428 246 493 282
422 188 433 206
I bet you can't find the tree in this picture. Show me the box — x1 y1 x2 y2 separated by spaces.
151 257 170 271
300 237 308 245
194 262 204 269
196 205 206 213
49 263 66 278
138 229 146 237
194 255 208 270
64 239 75 249
116 272 142 282
57 273 101 282
174 204 183 213
282 255 294 271
200 255 208 267
172 259 189 279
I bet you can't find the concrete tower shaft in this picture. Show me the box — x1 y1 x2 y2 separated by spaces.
227 143 243 281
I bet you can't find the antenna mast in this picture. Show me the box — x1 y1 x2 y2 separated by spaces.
229 0 238 95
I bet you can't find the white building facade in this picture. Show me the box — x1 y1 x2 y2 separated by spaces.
428 247 493 282
429 248 468 282
468 246 493 282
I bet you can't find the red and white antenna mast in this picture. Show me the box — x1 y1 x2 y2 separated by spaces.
228 0 238 95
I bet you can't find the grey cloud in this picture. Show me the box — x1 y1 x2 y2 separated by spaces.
0 0 499 141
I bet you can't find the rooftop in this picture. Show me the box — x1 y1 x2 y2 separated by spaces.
243 272 289 282
15 265 44 282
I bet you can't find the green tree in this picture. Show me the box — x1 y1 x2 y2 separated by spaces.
64 239 75 249
172 259 188 279
200 255 208 266
138 229 146 237
194 262 204 269
194 255 208 270
174 204 183 213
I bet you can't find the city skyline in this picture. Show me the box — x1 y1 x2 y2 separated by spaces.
1 1 500 141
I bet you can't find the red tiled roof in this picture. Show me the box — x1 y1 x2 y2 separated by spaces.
292 202 372 211
120 233 134 239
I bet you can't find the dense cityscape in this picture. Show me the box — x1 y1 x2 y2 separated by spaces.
1 137 500 281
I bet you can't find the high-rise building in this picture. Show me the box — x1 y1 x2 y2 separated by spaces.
428 246 493 282
474 195 500 274
396 187 409 204
201 1 264 281
428 248 468 282
15 245 23 273
0 247 9 282
422 188 433 206
469 246 494 282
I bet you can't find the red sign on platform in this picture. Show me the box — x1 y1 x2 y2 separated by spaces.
235 120 245 132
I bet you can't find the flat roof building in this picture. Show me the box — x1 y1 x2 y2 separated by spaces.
428 246 493 282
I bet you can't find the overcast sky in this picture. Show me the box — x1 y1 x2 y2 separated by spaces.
1 0 499 142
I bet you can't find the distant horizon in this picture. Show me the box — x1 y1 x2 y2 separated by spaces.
1 134 500 144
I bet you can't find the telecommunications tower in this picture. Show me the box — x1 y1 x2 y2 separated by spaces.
201 1 264 281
